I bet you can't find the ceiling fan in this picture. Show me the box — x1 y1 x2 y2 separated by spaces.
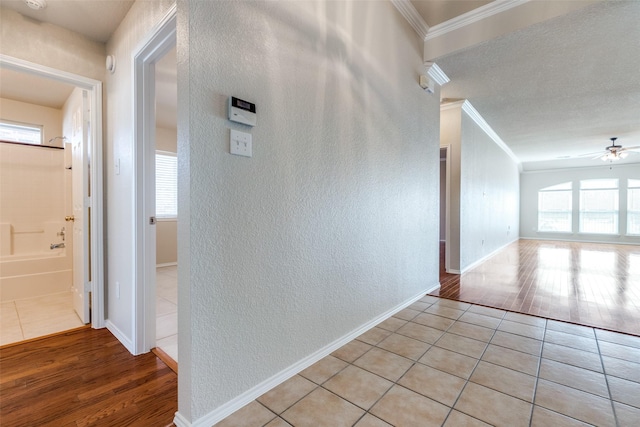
578 137 640 162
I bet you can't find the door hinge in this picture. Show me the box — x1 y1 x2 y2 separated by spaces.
149 216 157 225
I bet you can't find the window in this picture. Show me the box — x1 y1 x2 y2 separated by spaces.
0 120 42 145
156 151 177 218
579 179 618 234
628 179 640 235
538 182 572 232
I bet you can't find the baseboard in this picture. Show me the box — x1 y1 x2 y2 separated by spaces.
179 283 440 427
460 238 519 274
156 262 178 268
105 320 135 355
520 236 640 246
173 412 190 427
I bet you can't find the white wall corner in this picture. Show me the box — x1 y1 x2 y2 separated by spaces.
105 320 135 355
461 100 521 167
425 0 530 41
390 0 429 40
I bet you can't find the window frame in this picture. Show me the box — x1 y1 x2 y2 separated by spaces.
578 179 619 235
627 179 640 236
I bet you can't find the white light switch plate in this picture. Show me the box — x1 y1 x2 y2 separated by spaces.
230 129 252 157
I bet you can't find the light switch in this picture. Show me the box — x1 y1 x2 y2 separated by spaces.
230 129 252 157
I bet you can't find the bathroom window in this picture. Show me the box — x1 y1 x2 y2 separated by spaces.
579 179 618 234
538 182 572 232
628 179 640 235
0 120 43 145
156 151 177 219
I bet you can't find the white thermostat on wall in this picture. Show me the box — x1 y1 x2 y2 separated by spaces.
228 96 256 126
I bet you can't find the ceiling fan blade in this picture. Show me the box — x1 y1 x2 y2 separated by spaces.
621 146 640 152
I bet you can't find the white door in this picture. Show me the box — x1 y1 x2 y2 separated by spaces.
69 90 90 324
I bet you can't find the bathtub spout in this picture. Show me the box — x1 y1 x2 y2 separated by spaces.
50 243 65 250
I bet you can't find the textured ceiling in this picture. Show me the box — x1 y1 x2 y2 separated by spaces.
434 1 640 170
0 0 134 43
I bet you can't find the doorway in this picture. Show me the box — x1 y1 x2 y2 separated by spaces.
132 6 177 357
0 55 105 344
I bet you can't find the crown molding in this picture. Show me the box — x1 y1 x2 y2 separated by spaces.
425 0 529 41
390 0 429 40
440 99 465 111
460 100 521 167
424 62 450 86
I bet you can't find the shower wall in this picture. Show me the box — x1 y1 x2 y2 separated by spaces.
0 97 69 257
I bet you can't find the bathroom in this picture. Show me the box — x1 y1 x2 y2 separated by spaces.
0 80 86 345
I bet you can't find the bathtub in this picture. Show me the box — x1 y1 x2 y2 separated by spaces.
0 251 72 302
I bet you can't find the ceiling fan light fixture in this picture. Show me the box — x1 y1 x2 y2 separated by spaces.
24 0 47 10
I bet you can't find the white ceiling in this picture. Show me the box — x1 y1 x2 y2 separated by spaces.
0 67 75 109
0 0 134 43
2 1 638 170
430 1 640 170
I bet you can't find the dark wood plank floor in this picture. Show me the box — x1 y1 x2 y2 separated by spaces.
433 239 640 336
0 328 177 427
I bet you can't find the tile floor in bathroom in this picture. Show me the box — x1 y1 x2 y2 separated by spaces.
0 291 85 346
156 265 178 362
1 266 178 362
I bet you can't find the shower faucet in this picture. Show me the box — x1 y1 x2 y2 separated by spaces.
50 243 65 250
57 227 65 241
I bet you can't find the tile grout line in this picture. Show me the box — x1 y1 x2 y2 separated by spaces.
527 317 548 427
595 332 620 427
438 302 506 426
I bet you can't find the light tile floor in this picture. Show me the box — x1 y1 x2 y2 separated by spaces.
215 296 640 427
0 291 84 346
156 265 178 361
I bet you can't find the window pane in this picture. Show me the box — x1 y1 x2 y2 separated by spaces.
580 179 617 190
629 188 640 235
156 152 177 218
0 121 42 145
538 188 572 232
541 182 572 191
629 179 640 188
579 179 618 234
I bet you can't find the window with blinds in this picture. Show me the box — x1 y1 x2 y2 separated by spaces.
156 151 177 219
0 120 43 145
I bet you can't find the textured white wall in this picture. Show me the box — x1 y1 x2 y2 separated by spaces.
441 103 520 273
0 8 105 81
104 0 175 344
459 112 520 270
521 164 640 244
178 0 440 422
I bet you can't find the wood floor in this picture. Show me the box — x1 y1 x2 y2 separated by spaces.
0 328 177 427
433 239 640 337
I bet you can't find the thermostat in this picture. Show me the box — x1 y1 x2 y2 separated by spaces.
228 96 256 126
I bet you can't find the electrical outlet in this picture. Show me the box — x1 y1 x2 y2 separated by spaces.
230 129 252 157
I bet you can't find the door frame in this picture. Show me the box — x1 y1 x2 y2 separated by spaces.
132 4 177 354
0 54 105 328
